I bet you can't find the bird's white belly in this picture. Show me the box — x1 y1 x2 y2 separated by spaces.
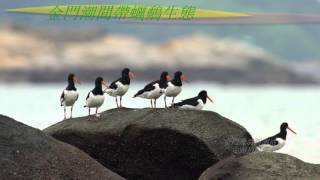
147 88 164 99
257 138 286 152
63 90 78 106
165 86 181 97
116 84 129 96
106 84 129 97
86 94 105 108
180 100 204 110
138 83 164 99
137 91 149 98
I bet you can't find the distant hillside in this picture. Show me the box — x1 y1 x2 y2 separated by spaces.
291 60 320 81
0 26 316 84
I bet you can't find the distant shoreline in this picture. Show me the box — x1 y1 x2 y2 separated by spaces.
0 67 317 85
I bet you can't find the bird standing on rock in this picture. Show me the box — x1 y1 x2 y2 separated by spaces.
255 122 296 152
60 73 80 120
133 72 171 108
164 71 188 108
85 77 108 118
171 90 213 110
105 68 135 108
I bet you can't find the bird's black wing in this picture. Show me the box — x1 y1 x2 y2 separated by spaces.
143 80 158 91
255 135 279 146
60 91 65 106
134 81 157 97
109 78 121 89
86 91 91 100
161 81 169 89
172 96 198 107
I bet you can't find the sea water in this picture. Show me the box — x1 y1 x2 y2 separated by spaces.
0 82 319 164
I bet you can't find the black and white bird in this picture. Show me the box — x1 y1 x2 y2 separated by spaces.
255 122 296 152
105 68 135 108
164 71 188 108
60 73 80 120
171 90 213 110
133 72 171 108
85 77 108 118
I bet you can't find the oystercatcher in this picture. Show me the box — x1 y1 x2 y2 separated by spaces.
133 72 171 108
164 71 188 108
171 90 213 110
105 68 135 108
60 73 80 120
255 122 296 152
84 77 108 118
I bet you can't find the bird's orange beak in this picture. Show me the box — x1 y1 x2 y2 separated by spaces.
166 75 172 81
102 80 108 87
207 96 213 103
129 72 135 78
73 76 81 84
288 127 297 135
181 75 189 83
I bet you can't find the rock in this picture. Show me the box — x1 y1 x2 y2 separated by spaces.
0 115 125 180
44 108 255 180
199 152 320 180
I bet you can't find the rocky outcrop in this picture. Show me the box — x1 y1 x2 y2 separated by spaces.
44 108 255 180
199 152 320 180
0 115 125 180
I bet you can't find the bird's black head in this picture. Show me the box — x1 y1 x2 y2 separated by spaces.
68 73 75 83
160 71 168 79
279 122 296 139
197 90 213 104
198 90 208 103
160 71 170 81
66 73 78 90
280 122 289 131
174 71 183 79
198 90 208 99
171 71 187 86
92 77 107 95
122 68 134 80
122 68 130 76
95 77 104 85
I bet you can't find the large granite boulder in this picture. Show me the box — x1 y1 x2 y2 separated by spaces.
0 115 125 180
199 152 320 180
44 108 255 180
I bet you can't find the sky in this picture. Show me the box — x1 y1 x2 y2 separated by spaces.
1 0 320 61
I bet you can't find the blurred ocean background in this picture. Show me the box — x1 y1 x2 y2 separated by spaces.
1 0 320 164
1 83 319 164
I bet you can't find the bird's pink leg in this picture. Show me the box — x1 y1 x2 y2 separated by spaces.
170 97 176 109
88 108 91 121
64 106 66 120
116 97 119 108
164 96 167 108
70 106 73 119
